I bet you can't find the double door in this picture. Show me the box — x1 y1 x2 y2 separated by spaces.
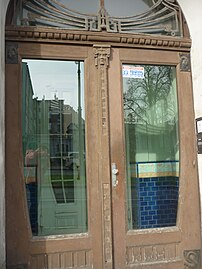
6 42 201 269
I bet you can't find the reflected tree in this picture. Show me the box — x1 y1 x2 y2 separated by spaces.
123 65 176 126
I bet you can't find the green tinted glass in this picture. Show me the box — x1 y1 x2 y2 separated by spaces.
122 64 179 230
22 60 87 236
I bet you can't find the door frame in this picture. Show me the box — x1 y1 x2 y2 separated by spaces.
5 25 201 269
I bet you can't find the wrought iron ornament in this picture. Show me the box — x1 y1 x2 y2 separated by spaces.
15 0 183 36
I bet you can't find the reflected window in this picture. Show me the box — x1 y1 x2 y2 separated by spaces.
122 64 179 229
22 59 87 236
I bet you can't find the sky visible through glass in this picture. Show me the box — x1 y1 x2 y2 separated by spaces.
22 59 85 118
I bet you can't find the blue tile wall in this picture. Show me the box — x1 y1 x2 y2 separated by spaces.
131 176 179 229
26 183 38 235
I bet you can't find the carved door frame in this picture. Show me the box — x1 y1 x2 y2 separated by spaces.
5 24 201 269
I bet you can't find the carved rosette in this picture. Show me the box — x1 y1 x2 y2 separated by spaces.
184 250 201 269
93 45 111 135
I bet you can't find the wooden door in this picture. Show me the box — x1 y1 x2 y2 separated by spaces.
108 47 201 269
6 42 105 269
6 41 201 269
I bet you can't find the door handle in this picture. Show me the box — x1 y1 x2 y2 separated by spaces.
112 163 118 187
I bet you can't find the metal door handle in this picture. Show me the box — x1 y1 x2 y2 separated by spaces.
112 163 118 187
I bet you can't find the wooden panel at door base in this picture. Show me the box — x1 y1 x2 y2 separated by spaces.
30 250 93 269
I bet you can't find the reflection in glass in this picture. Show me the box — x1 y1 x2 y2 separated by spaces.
105 0 153 17
22 59 87 236
122 64 179 229
57 0 99 14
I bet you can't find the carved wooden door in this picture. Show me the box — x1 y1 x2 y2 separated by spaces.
6 40 201 269
66 43 201 269
94 45 202 269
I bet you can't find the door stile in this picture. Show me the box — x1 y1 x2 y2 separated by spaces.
6 52 31 265
108 48 128 269
93 44 113 269
176 54 201 256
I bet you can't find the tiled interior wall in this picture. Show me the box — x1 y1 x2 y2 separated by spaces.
131 176 179 229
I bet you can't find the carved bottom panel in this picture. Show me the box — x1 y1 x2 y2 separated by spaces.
30 250 93 269
126 243 179 266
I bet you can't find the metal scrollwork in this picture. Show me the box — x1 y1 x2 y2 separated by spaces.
14 0 184 37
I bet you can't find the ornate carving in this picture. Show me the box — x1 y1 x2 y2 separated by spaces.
5 27 191 51
5 42 18 64
184 250 201 269
94 45 110 67
180 53 191 72
93 45 111 135
126 243 179 265
12 0 183 37
90 7 118 33
103 183 112 263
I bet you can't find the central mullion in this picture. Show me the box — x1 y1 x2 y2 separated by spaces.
93 45 113 269
108 48 127 269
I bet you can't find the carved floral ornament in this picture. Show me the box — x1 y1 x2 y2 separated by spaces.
10 0 185 37
184 250 201 269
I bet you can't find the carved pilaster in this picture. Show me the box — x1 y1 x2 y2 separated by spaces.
93 45 111 135
93 45 112 268
184 250 201 269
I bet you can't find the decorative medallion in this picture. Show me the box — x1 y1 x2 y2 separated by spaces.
180 53 191 72
5 42 18 64
184 250 201 269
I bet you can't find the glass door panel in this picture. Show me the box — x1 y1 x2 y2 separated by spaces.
122 64 179 230
22 59 87 236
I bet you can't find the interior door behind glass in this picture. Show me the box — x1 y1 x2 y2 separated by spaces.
122 64 179 230
22 59 87 236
